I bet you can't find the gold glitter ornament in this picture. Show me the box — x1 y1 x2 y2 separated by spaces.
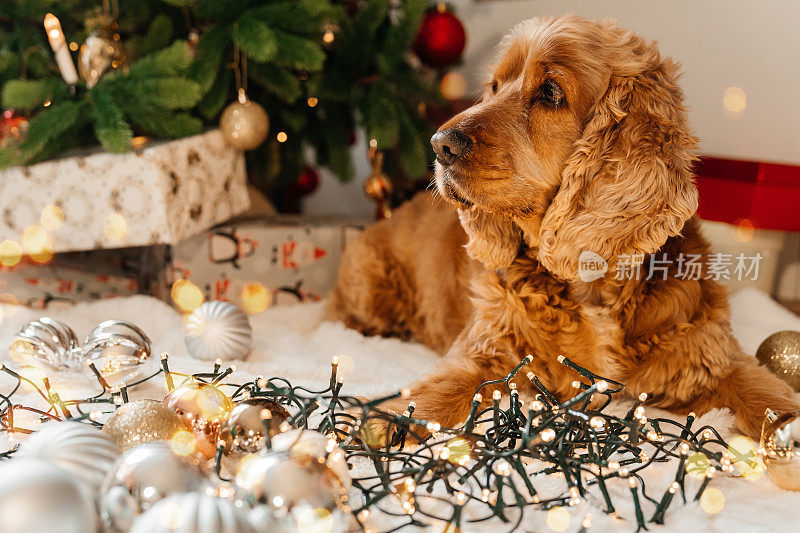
103 400 185 450
756 330 800 391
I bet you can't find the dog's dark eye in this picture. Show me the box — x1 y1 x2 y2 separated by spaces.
538 80 566 108
491 81 499 94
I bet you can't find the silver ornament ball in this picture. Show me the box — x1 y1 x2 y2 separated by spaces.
11 317 81 369
184 300 252 361
271 429 351 490
0 458 97 533
130 492 257 533
99 442 207 532
18 420 120 493
220 398 291 455
83 320 154 386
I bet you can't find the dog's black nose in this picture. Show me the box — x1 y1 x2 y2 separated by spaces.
431 129 472 166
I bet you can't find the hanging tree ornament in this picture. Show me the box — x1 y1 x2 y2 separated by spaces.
103 399 185 450
130 492 257 533
184 300 252 361
756 330 800 391
220 49 269 150
271 429 351 490
83 320 154 386
363 144 393 220
0 458 98 533
18 421 120 493
414 3 466 69
78 1 125 88
163 378 234 458
99 442 207 533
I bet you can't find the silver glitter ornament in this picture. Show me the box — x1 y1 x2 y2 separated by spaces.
130 492 257 533
10 317 81 369
103 399 185 450
0 458 97 533
220 398 291 454
18 421 120 493
99 442 207 532
78 27 124 88
83 320 153 386
184 300 252 361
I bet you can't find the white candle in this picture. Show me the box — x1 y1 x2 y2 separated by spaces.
44 13 79 85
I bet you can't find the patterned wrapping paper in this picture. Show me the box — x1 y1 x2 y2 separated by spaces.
0 246 168 310
0 129 250 253
167 216 367 309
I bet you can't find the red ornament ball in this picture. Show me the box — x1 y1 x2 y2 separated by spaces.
414 8 466 69
296 166 320 196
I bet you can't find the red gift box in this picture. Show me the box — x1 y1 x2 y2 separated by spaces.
694 156 800 232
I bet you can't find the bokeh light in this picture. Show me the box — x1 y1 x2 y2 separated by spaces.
277 131 288 143
546 507 570 532
440 72 467 101
728 435 764 480
685 452 711 479
103 212 128 243
723 86 746 119
21 225 54 264
445 437 471 465
170 429 197 456
171 279 204 313
732 218 755 243
296 507 334 533
40 205 64 231
700 487 725 514
0 240 22 267
240 282 271 314
307 97 319 108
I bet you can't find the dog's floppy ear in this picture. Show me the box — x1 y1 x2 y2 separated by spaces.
458 207 521 270
537 50 698 282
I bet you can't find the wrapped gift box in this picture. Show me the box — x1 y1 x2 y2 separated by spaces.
0 246 167 310
167 216 366 309
0 129 250 253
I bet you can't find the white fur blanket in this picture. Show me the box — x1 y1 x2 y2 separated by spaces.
1 288 799 532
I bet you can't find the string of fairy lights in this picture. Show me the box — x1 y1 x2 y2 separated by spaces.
0 346 760 532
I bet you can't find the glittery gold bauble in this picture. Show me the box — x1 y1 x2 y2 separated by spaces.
219 398 290 454
103 399 185 450
760 408 800 490
78 27 125 88
219 90 269 150
163 380 234 458
756 330 800 391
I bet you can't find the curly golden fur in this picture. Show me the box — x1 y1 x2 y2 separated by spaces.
329 16 798 439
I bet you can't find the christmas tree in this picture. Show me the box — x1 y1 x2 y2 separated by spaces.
0 0 442 203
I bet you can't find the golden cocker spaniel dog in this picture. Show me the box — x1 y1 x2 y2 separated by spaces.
329 15 799 439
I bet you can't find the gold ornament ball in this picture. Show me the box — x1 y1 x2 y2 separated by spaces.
163 380 234 459
756 330 800 391
364 171 393 202
219 95 269 150
103 400 184 450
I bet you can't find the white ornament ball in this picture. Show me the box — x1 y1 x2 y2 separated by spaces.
184 300 252 361
18 421 120 493
130 492 256 533
0 458 97 533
